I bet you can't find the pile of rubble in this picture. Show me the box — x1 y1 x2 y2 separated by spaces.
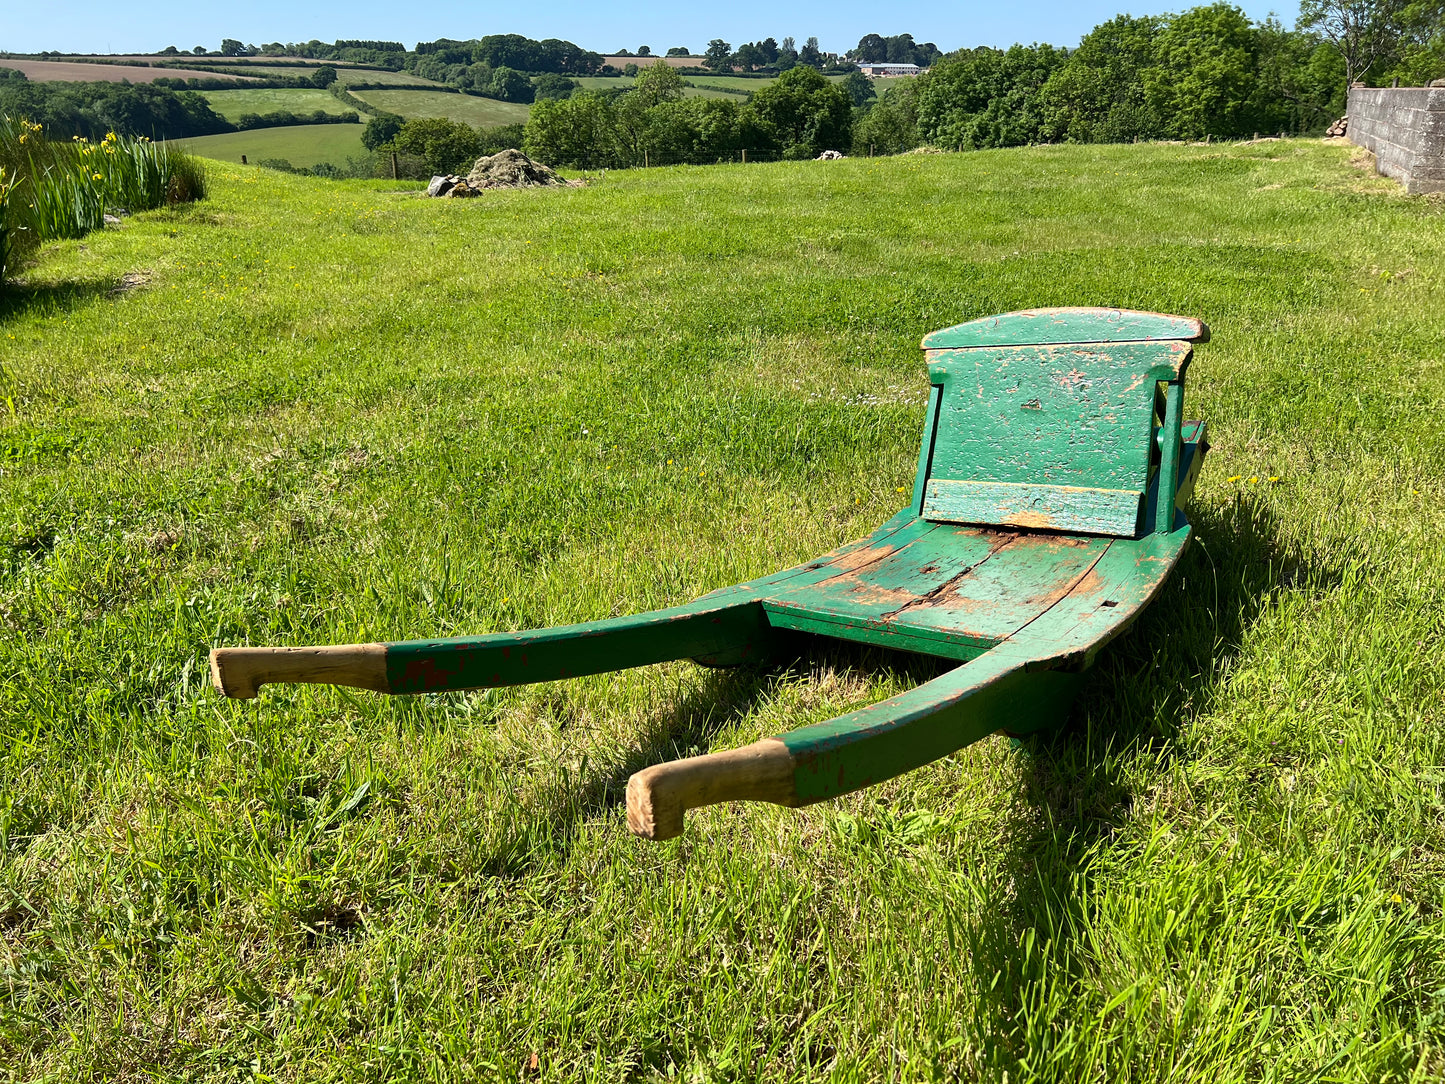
815 150 846 160
1325 116 1348 137
425 149 575 198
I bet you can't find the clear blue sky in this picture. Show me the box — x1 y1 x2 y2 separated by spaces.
1 0 1292 57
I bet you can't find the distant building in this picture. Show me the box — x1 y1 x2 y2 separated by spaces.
859 62 922 77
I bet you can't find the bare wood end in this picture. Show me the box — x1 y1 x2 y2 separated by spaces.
626 738 797 841
208 643 389 699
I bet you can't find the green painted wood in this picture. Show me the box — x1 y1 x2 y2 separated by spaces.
917 340 1191 534
1154 381 1186 535
780 650 1081 805
761 528 1109 655
385 598 774 693
1001 525 1190 671
923 479 1144 536
921 307 1210 350
910 384 942 517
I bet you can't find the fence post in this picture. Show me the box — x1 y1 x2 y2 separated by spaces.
391 152 398 180
644 149 649 169
869 144 874 157
241 155 247 165
741 148 747 164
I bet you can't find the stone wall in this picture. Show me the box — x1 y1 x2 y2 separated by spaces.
1347 86 1445 195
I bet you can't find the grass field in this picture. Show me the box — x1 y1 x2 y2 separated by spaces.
201 89 359 122
571 76 751 101
175 124 365 167
350 88 531 127
2 142 1444 1082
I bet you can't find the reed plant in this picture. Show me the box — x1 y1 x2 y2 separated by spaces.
0 115 206 281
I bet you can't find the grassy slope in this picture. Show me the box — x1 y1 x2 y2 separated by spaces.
350 89 531 127
573 76 742 100
1 144 1444 1082
202 88 358 122
174 124 365 167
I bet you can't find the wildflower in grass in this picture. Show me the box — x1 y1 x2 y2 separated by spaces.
1226 475 1240 482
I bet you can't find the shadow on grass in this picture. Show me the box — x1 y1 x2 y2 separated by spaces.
0 277 114 323
486 633 955 875
961 491 1307 1069
474 661 782 876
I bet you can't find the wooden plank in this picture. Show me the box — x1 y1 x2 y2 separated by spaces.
1004 526 1190 671
385 598 775 693
923 479 1143 536
921 307 1209 350
923 341 1191 501
1154 380 1185 535
761 528 1109 658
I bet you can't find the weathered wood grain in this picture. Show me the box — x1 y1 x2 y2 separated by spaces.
921 307 1210 350
209 643 389 699
626 739 796 840
923 479 1144 536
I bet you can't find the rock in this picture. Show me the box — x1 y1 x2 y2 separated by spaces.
815 149 846 160
103 213 122 225
443 181 477 198
426 174 457 198
1325 115 1348 137
466 149 564 189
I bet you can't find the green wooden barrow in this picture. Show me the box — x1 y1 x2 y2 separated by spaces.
210 307 1210 841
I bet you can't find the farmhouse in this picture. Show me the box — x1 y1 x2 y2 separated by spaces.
858 62 923 77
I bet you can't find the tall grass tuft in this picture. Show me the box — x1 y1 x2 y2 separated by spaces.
0 165 15 284
0 116 206 283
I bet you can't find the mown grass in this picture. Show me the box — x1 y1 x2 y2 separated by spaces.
350 89 531 128
201 89 361 122
1 141 1443 1082
174 124 366 168
572 76 745 101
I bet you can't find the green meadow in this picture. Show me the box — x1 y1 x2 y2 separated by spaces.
174 123 366 167
349 88 531 128
1 142 1443 1081
201 88 359 122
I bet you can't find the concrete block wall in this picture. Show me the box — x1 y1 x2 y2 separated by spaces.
1347 86 1445 195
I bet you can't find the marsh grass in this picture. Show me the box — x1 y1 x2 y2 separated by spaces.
0 141 1442 1081
0 117 206 277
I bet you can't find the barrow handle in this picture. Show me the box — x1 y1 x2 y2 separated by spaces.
625 739 796 840
209 644 388 700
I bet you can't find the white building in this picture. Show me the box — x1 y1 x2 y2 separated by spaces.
858 62 923 77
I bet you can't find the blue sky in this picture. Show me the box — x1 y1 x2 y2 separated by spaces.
2 0 1292 57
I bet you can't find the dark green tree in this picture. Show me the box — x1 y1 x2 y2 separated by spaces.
704 39 734 72
746 64 853 157
488 67 535 103
221 38 246 56
532 73 577 101
524 92 617 167
388 117 484 173
361 113 404 150
916 44 1067 149
1037 15 1165 142
311 65 338 89
1298 0 1445 85
841 70 877 106
853 34 888 62
1142 3 1263 138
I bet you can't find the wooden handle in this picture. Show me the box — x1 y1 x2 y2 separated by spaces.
626 739 797 841
209 643 389 699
